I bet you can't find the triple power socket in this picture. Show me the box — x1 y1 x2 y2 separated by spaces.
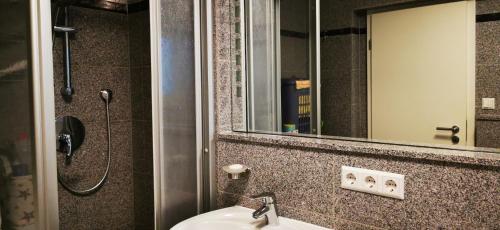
341 166 405 199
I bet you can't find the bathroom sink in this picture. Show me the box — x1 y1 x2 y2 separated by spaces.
171 206 329 230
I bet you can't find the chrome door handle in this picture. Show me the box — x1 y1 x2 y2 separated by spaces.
436 125 460 134
436 125 460 144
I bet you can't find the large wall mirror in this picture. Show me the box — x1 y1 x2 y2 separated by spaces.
230 0 500 152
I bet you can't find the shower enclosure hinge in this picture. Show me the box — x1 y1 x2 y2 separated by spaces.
368 39 372 51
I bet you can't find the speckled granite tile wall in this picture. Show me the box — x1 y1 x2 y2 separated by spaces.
216 136 500 229
319 0 375 138
54 5 153 230
229 0 245 131
213 0 500 229
129 7 154 230
321 35 356 137
53 6 135 230
280 0 309 80
214 0 233 132
476 11 500 148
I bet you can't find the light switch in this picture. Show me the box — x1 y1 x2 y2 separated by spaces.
482 98 495 110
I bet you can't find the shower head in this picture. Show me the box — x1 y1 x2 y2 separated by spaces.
99 89 113 103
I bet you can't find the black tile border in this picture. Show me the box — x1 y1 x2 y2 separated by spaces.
476 13 500 23
281 27 368 39
281 30 308 39
69 0 149 14
73 0 127 13
128 0 149 13
318 12 500 38
320 27 367 38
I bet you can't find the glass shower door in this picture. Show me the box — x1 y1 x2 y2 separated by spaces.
246 0 280 132
151 0 202 228
0 0 39 229
244 0 321 134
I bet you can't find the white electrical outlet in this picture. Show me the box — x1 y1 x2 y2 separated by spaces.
341 166 405 199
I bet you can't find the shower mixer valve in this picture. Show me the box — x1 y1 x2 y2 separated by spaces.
55 91 112 196
55 116 85 166
58 133 74 165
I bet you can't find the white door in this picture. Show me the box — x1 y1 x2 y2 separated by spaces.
368 1 475 146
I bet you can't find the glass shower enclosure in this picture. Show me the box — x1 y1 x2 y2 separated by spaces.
244 0 321 135
0 0 211 228
0 0 59 229
150 0 209 228
0 1 38 228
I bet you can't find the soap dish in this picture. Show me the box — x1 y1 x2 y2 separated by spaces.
222 164 250 179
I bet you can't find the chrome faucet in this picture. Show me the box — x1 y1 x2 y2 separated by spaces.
252 193 279 226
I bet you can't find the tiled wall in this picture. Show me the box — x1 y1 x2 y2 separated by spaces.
53 4 152 229
321 33 367 138
129 6 154 230
320 0 367 138
53 7 134 229
476 0 500 148
280 0 309 80
215 137 500 229
230 0 245 131
213 0 500 229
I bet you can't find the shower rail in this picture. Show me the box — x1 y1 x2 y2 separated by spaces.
53 6 76 99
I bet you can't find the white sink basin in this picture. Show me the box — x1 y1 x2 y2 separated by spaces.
171 206 329 230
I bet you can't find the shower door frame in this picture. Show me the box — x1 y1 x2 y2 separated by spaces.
29 0 60 229
150 0 214 228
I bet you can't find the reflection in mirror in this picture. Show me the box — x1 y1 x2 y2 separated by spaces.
232 0 320 134
231 0 500 151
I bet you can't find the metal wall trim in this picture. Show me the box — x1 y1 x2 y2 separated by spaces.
30 0 60 229
149 0 162 228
